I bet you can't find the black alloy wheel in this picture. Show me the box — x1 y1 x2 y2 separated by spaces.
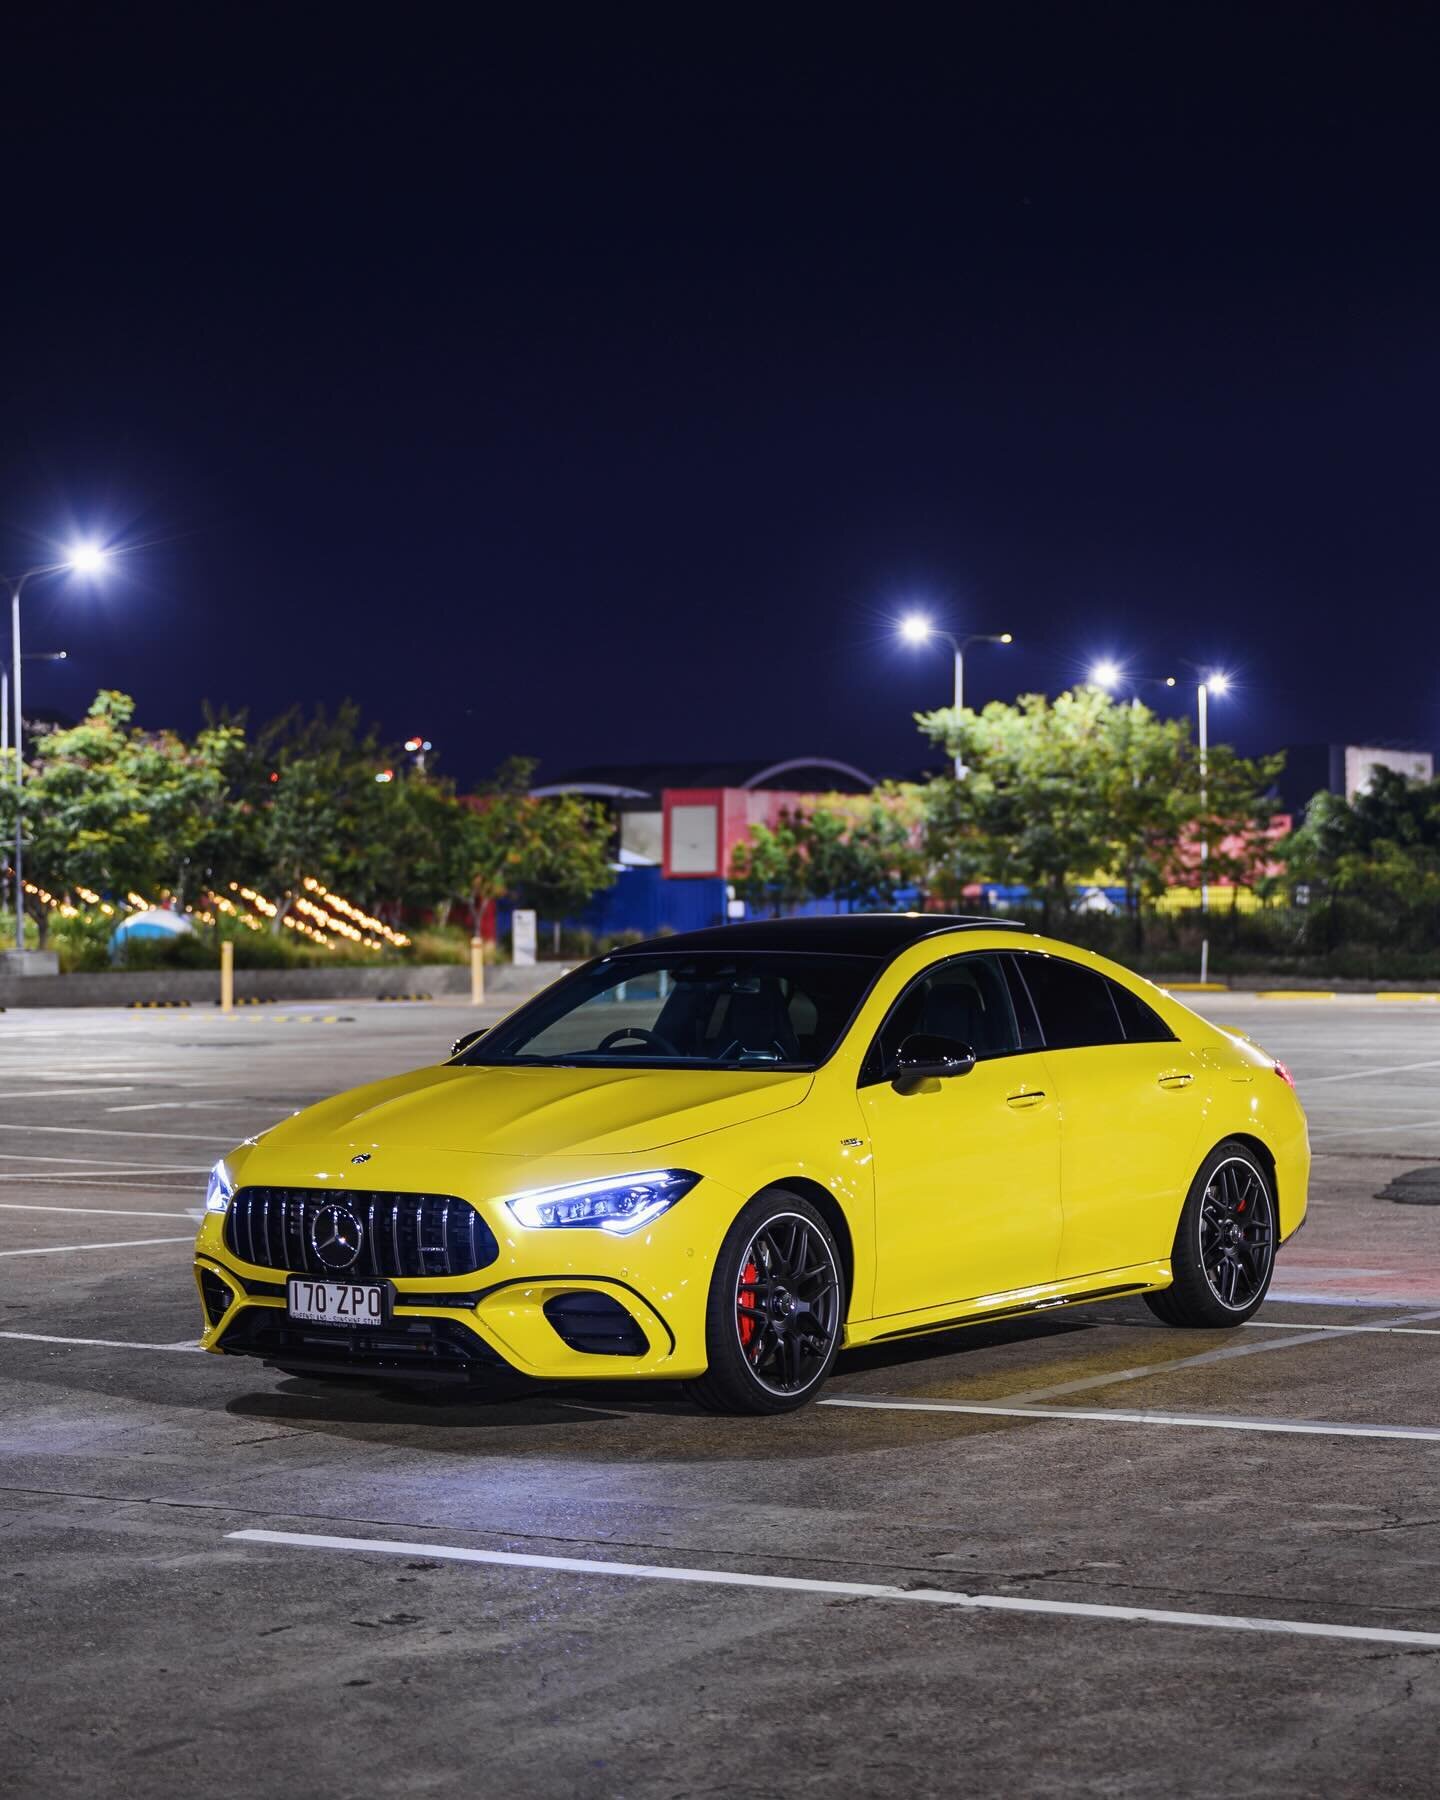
690 1193 845 1414
1146 1140 1277 1328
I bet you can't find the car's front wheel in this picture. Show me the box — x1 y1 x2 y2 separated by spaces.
689 1192 845 1414
1145 1140 1277 1328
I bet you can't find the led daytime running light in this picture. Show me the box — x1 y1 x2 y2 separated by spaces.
504 1170 699 1235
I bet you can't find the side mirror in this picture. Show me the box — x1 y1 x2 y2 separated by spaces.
892 1033 976 1091
451 1027 487 1057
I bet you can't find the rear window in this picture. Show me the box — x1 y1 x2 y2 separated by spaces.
1012 953 1124 1050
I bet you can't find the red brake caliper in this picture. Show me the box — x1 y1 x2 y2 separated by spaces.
738 1258 760 1350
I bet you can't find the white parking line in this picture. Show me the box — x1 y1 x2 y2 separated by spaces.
106 1100 252 1113
227 1529 1440 1650
1301 1059 1440 1086
0 1331 202 1351
0 1122 231 1144
0 1087 137 1101
819 1396 1440 1441
0 1236 192 1257
999 1307 1440 1404
1310 1117 1440 1140
0 1202 192 1219
1246 1318 1440 1338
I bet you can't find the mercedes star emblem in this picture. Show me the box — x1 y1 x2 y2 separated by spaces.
310 1203 364 1271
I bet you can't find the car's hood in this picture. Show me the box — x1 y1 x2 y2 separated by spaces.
253 1062 813 1160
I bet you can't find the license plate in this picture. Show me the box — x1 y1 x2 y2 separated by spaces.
286 1279 390 1326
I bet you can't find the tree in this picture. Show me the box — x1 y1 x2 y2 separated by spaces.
0 691 245 944
729 793 924 915
466 757 616 933
916 686 1281 936
1282 768 1440 949
245 701 395 926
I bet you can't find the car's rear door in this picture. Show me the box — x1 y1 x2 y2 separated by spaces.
1006 951 1203 1282
859 950 1062 1318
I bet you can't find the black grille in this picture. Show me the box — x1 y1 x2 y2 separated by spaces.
199 1267 234 1326
216 1309 513 1382
223 1187 499 1279
543 1291 648 1357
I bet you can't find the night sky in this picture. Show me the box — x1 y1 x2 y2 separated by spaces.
5 6 1438 788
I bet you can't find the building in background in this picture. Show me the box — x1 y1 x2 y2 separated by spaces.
518 757 878 942
1280 743 1435 816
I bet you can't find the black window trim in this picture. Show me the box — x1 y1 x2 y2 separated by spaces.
857 948 1043 1089
1004 950 1177 1052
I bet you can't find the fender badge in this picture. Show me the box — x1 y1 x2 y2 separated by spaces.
351 1152 372 1165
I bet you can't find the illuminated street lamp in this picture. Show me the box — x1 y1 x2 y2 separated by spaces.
3 543 111 954
899 614 1013 778
1088 660 1177 705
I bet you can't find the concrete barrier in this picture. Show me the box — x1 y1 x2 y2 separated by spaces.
0 960 571 1011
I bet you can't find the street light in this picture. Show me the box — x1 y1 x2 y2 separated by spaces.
899 615 1013 778
1196 672 1229 915
4 544 111 956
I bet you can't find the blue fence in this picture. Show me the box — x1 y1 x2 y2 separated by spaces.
495 869 1137 950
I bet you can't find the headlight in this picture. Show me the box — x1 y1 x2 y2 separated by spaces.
205 1159 235 1214
503 1169 699 1235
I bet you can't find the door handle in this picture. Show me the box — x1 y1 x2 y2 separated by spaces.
1157 1072 1194 1089
1006 1090 1046 1109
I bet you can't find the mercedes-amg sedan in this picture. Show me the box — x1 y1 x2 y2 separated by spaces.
193 915 1308 1412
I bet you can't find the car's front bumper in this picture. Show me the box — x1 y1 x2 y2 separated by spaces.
192 1162 729 1383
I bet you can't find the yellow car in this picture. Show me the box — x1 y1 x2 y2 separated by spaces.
193 916 1308 1413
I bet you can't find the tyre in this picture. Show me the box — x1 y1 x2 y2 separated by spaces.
689 1191 846 1414
1145 1140 1277 1328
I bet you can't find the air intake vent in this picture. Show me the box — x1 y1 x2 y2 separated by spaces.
199 1267 234 1326
543 1291 648 1357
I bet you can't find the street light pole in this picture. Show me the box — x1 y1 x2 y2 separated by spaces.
3 545 109 955
900 616 1012 779
1198 680 1209 915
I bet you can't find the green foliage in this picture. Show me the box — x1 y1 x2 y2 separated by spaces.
1280 768 1440 953
2 694 618 953
916 686 1282 932
467 756 616 921
730 794 923 914
0 691 247 944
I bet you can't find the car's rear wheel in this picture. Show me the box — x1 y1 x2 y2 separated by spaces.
1145 1140 1276 1328
689 1192 845 1414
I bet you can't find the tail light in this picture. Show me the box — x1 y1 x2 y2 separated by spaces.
1274 1060 1297 1090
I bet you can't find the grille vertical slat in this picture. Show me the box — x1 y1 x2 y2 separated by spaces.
223 1189 497 1278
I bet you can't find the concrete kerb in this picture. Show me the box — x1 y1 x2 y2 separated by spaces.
0 960 569 1010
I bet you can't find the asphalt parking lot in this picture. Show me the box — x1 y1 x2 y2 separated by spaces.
2 992 1439 1797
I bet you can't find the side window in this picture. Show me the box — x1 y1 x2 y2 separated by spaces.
1001 955 1044 1051
867 953 1023 1080
1012 953 1124 1050
1106 977 1176 1044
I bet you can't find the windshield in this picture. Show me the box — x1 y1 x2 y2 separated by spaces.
461 951 881 1070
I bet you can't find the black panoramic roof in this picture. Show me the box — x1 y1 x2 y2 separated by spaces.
611 914 1024 959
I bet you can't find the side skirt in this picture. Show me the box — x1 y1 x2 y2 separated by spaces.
846 1261 1173 1348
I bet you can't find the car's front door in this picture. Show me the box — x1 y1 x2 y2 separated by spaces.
1007 951 1204 1281
859 951 1062 1318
